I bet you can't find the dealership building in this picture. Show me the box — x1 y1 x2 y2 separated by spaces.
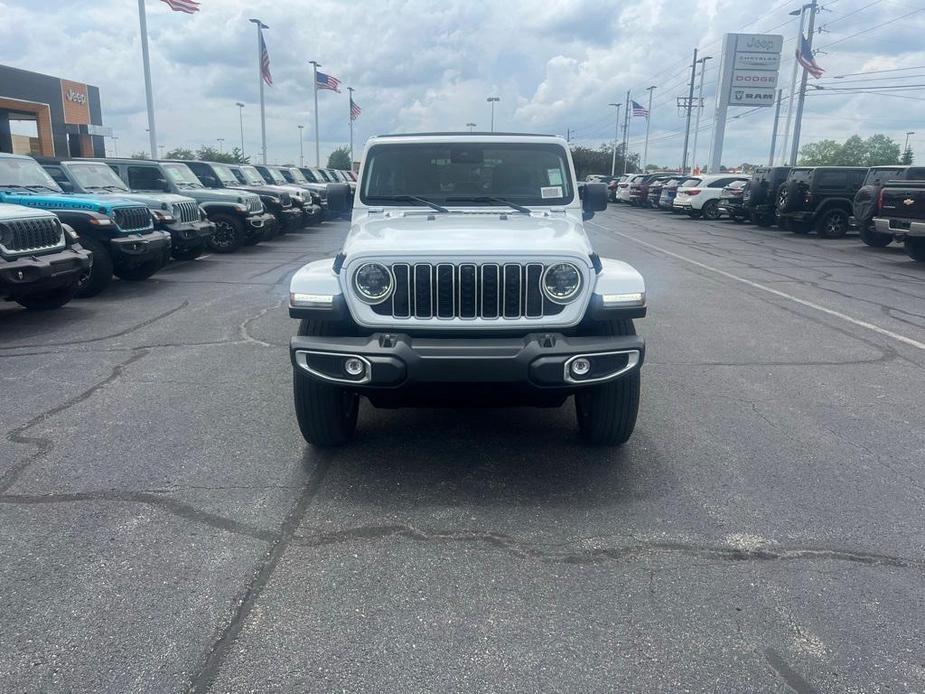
0 64 110 159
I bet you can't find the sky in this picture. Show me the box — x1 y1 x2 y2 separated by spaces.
1 0 923 169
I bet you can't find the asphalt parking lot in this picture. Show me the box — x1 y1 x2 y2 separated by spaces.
2 207 923 693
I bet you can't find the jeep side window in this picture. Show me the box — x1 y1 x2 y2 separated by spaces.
128 165 163 191
44 166 68 186
816 171 848 189
909 167 925 180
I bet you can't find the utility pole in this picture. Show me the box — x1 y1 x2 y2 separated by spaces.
487 97 500 132
347 87 355 165
249 19 269 165
609 103 622 176
690 56 711 174
768 89 783 165
466 122 476 132
298 124 304 167
782 4 810 165
905 131 915 151
642 85 656 171
310 60 321 166
622 90 631 174
680 48 698 175
235 102 245 157
789 0 818 166
137 0 158 161
112 135 119 157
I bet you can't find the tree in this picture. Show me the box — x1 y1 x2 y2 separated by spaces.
165 148 195 160
834 135 866 166
130 151 149 160
569 143 637 180
799 133 901 166
901 146 914 165
327 146 352 170
193 145 249 164
864 134 901 166
799 139 841 165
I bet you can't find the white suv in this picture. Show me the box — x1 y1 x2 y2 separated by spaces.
673 174 750 220
288 133 647 447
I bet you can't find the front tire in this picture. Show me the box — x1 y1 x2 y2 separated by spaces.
574 319 640 446
75 236 113 298
172 246 203 261
114 256 163 281
687 209 703 219
702 199 721 220
906 237 925 262
207 214 245 253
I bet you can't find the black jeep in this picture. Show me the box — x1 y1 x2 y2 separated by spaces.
742 166 790 227
776 166 868 238
852 165 925 248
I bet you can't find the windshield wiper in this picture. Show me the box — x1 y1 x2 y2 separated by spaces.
367 194 448 213
444 196 532 213
26 184 60 193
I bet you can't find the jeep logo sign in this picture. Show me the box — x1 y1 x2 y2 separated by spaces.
60 78 92 125
66 89 87 105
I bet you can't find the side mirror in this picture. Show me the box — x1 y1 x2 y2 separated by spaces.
325 183 350 213
581 182 608 220
59 180 74 193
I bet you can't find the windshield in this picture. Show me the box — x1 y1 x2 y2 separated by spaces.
265 167 287 184
0 157 63 191
681 178 701 187
314 168 333 182
68 163 129 191
300 168 320 183
162 163 202 188
238 165 268 186
211 164 239 186
360 142 574 207
285 168 308 184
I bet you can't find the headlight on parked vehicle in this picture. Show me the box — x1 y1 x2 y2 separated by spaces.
233 203 249 213
542 262 582 303
353 262 393 304
63 223 79 242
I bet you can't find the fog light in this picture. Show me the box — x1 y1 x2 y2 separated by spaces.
571 358 591 376
344 358 365 377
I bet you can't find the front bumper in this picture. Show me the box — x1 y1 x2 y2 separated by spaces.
276 207 304 230
109 230 171 264
875 216 925 238
163 219 215 250
1 246 92 295
290 332 644 390
244 211 276 237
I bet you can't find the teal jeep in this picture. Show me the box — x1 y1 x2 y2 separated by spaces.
0 153 171 297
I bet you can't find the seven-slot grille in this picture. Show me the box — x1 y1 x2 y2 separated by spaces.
246 196 262 213
279 192 292 207
174 200 199 223
0 216 63 254
113 206 153 232
369 262 568 319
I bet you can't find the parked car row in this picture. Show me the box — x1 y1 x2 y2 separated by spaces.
607 165 925 263
1 151 351 311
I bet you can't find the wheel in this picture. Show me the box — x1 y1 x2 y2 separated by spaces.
859 224 892 248
293 319 360 446
816 208 849 239
14 281 79 310
207 214 245 253
702 200 721 221
906 237 925 262
75 236 113 298
777 181 802 214
687 209 703 219
114 256 163 281
172 246 203 261
574 319 640 446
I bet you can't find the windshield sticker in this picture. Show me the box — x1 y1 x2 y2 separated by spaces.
547 169 564 186
541 186 563 199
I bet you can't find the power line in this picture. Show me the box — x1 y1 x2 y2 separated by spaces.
816 6 925 50
817 0 884 29
827 63 925 78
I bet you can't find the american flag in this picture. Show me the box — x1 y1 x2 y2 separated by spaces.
796 33 824 79
350 98 362 121
631 100 648 118
160 0 200 13
259 26 272 86
316 72 341 93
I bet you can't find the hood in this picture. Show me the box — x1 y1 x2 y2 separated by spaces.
343 211 592 259
0 202 58 221
0 191 145 212
181 188 257 204
71 192 193 208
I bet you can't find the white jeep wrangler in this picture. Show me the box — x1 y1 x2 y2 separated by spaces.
288 133 646 446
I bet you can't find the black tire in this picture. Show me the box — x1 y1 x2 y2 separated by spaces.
702 199 721 221
75 236 113 298
14 281 79 310
777 181 802 214
172 246 203 261
859 223 892 248
574 319 640 446
207 213 245 253
906 237 925 262
731 211 746 223
114 256 163 282
791 220 812 235
687 209 703 219
816 208 850 239
293 319 360 446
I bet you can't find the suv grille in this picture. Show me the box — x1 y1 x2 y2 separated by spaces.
370 262 566 319
174 200 199 223
0 216 64 254
246 196 262 213
113 206 153 232
279 192 291 207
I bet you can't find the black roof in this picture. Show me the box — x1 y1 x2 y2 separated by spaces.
373 131 557 138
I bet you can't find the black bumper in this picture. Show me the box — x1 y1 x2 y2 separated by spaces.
290 332 644 390
109 230 171 265
1 246 92 296
162 219 214 250
276 207 304 230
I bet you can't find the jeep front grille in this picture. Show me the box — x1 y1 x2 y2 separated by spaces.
370 262 565 319
279 192 291 208
113 206 153 232
0 217 64 255
246 196 262 213
174 201 199 223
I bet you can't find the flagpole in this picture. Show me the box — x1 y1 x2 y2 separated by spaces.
781 5 809 165
608 103 621 177
347 86 354 167
310 61 321 167
622 90 630 174
137 0 158 159
642 86 656 171
789 0 818 166
249 19 268 165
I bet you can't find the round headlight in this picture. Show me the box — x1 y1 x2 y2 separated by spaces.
353 263 393 303
542 263 582 303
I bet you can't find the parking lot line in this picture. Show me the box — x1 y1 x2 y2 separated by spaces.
587 219 925 352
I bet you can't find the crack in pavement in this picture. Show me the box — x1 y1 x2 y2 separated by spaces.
0 349 149 494
288 523 925 570
0 490 275 542
238 297 286 348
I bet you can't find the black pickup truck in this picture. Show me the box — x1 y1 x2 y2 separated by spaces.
873 180 925 262
853 166 925 247
776 166 868 238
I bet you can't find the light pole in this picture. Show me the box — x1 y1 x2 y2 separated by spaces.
905 131 915 151
235 102 245 157
680 48 698 174
691 55 712 174
466 122 476 132
781 4 812 164
486 97 500 132
608 103 622 176
642 86 656 172
111 135 119 157
298 125 305 167
158 144 165 158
